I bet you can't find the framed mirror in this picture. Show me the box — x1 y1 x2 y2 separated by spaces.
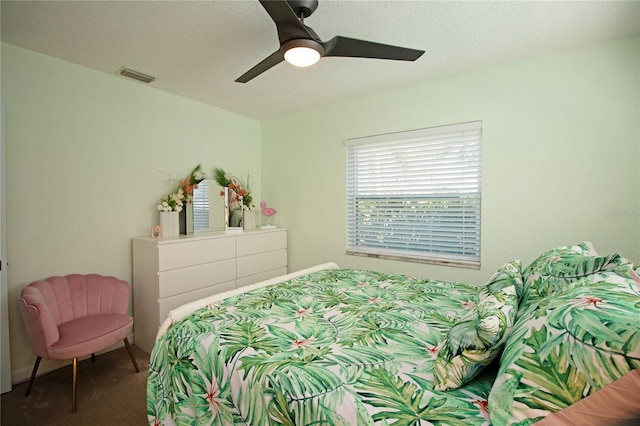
190 179 246 232
224 186 243 230
191 179 210 232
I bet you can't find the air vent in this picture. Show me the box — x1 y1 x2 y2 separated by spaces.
116 66 156 84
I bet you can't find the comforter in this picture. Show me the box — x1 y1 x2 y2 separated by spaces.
148 243 640 425
147 268 497 425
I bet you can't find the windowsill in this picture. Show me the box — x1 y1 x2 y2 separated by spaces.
345 250 481 270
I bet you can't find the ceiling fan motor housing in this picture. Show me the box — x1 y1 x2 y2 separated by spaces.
281 38 325 56
287 0 318 18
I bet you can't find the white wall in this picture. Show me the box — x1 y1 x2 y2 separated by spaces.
261 35 640 284
1 43 261 381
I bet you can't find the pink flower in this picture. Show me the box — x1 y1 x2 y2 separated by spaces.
180 177 196 197
472 399 489 417
205 382 224 415
577 295 604 309
205 384 219 404
461 300 475 309
295 307 311 317
425 345 440 356
292 338 310 349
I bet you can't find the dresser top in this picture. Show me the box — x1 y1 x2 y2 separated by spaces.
134 227 286 245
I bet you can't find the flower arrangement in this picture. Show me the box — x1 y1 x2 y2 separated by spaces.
157 164 206 212
179 164 206 202
212 167 254 209
157 190 185 212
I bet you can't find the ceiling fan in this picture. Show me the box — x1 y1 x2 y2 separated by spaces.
235 0 425 83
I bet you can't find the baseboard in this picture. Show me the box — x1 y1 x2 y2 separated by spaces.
11 332 135 385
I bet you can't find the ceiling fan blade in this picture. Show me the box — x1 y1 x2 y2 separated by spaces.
323 36 424 61
235 50 284 83
259 0 315 43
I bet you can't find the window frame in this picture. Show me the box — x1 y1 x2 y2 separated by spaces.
345 121 482 269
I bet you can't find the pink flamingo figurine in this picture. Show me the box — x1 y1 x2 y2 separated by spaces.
260 201 277 218
260 201 278 229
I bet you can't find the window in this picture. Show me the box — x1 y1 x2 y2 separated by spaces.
345 121 482 268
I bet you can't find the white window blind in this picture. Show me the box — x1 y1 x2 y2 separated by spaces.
345 121 482 268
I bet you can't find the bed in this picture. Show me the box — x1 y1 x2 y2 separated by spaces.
147 242 640 425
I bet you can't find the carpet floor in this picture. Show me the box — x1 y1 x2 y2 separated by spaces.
1 345 149 426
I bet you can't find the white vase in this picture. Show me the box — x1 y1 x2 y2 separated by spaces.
243 209 256 230
159 211 179 236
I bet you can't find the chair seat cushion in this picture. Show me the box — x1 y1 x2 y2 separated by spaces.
48 314 133 360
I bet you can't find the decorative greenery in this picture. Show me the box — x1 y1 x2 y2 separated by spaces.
212 167 254 209
157 164 206 212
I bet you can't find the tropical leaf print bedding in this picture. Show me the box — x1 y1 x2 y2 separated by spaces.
147 268 496 425
489 251 640 426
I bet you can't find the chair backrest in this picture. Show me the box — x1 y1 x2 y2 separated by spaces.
19 274 131 357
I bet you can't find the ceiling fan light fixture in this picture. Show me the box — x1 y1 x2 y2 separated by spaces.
282 39 324 67
285 46 320 67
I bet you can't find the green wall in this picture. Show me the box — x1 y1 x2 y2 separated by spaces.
1 43 261 381
2 35 639 383
262 35 640 284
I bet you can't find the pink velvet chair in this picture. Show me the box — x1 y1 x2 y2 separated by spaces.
18 274 140 413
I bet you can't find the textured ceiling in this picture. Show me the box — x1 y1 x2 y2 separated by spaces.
2 0 639 120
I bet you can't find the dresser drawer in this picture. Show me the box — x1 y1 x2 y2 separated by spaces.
158 280 236 321
158 237 235 271
237 248 287 278
158 258 236 299
236 230 286 257
236 266 288 289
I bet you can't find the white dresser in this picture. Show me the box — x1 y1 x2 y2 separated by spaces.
132 228 287 353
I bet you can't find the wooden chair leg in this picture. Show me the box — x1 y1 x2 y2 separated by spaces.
72 357 77 414
123 337 140 373
24 356 42 397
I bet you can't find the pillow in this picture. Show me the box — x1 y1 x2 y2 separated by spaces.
520 242 602 310
528 252 630 300
522 242 595 276
433 260 521 391
488 266 640 425
484 259 525 300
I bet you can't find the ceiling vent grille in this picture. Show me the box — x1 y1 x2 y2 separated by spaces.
116 66 156 83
